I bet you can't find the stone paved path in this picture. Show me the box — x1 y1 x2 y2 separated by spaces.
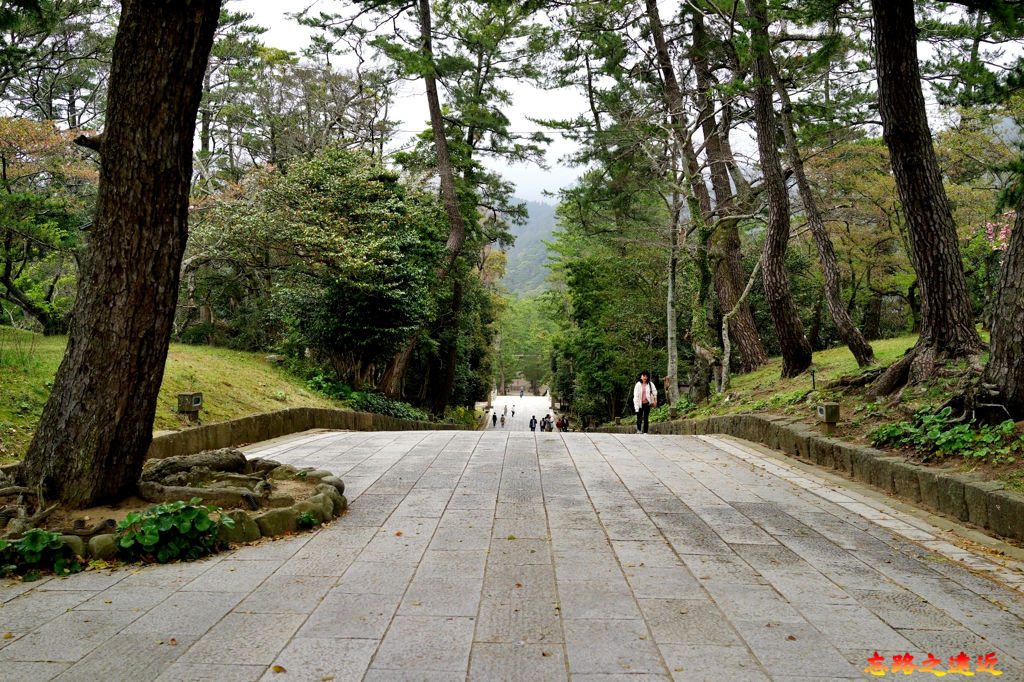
2 430 1024 681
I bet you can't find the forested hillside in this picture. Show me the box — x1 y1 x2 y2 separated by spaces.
502 200 557 296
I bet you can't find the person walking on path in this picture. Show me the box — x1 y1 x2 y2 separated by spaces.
503 405 508 415
511 406 515 417
492 412 498 428
500 414 506 428
529 416 537 432
520 389 524 398
633 370 657 434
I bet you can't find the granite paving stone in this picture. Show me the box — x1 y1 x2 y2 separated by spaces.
563 618 667 675
468 642 568 680
658 643 771 681
370 615 476 672
298 589 402 639
52 633 196 682
261 636 377 681
178 612 305 665
1 425 1021 680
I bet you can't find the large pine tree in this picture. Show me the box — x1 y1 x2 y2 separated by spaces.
869 0 983 394
20 0 222 507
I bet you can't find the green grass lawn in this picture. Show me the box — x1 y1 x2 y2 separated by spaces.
0 327 342 463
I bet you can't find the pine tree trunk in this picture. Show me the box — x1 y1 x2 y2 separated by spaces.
770 59 876 367
419 0 468 284
871 0 981 388
432 279 463 414
984 203 1024 418
19 0 222 507
693 9 767 373
747 0 812 378
711 222 767 372
665 196 680 406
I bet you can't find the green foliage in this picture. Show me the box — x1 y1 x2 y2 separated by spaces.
185 148 444 386
295 511 320 530
0 528 82 579
443 405 478 427
116 498 234 564
347 391 430 422
870 407 1023 463
306 374 353 400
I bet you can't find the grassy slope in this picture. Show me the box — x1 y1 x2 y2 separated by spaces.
0 327 341 463
615 331 1021 493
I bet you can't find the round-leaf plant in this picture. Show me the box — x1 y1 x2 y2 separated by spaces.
116 498 234 564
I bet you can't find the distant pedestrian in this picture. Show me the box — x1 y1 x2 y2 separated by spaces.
503 405 508 415
560 416 569 432
492 412 497 428
520 389 524 398
633 370 657 434
500 414 506 428
512 405 515 417
529 416 537 432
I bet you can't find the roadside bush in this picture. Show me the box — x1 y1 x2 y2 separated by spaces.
869 406 1023 463
117 498 234 564
306 373 353 400
443 405 478 427
0 529 82 579
348 391 430 421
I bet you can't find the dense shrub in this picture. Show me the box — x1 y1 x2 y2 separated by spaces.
0 529 82 579
870 407 1023 463
348 391 430 421
117 498 233 564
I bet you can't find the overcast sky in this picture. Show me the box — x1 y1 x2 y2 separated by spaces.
231 0 584 204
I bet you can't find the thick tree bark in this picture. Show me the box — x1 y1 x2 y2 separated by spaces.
432 278 463 414
984 202 1024 418
693 9 767 373
871 0 982 388
769 59 876 367
419 0 468 284
378 0 470 399
19 0 222 507
747 0 813 378
665 193 681 407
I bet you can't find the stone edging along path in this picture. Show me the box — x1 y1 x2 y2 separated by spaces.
145 406 474 461
596 413 1024 544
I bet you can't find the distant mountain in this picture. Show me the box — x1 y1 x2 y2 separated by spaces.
502 200 557 296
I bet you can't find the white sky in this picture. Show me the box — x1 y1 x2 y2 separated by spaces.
231 0 585 204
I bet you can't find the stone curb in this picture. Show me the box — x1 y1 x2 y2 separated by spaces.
594 414 1024 543
146 407 475 461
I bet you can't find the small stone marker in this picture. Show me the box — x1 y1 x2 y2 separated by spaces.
177 392 203 422
817 401 840 434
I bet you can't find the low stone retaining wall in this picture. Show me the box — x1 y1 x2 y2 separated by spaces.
596 414 1024 543
147 407 474 461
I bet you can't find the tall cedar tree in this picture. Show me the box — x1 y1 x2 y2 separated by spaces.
869 0 982 395
19 0 222 507
747 0 813 378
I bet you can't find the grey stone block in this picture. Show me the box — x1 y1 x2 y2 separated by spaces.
59 535 86 558
963 479 1003 528
87 533 118 560
321 475 345 496
891 463 923 502
219 510 261 544
255 508 298 537
936 473 971 522
987 488 1024 541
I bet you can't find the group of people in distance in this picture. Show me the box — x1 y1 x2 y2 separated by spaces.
529 414 568 432
487 370 656 434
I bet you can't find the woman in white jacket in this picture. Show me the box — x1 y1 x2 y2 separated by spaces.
632 371 657 434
